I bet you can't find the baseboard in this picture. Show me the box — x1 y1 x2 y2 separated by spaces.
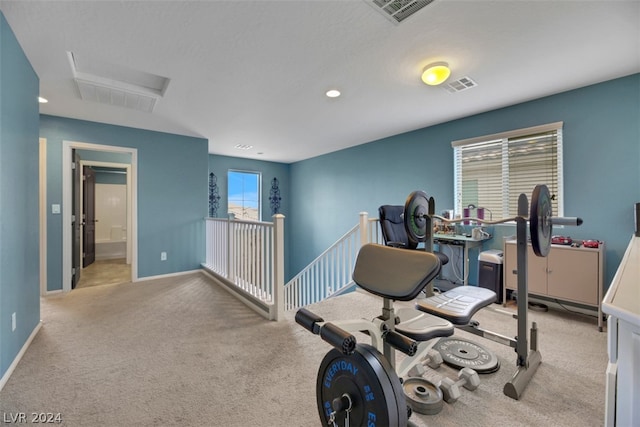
0 321 43 392
135 269 202 282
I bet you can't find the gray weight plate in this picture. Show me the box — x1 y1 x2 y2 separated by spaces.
530 184 553 257
433 337 500 374
403 377 444 415
404 190 430 243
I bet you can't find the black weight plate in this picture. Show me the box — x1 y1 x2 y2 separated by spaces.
530 185 552 257
403 377 444 415
433 337 500 374
404 191 430 243
316 343 407 427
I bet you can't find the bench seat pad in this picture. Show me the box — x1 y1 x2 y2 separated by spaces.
394 307 454 341
416 286 496 325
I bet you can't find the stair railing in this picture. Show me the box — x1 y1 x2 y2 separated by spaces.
283 212 381 311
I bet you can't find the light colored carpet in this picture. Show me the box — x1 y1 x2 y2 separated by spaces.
0 273 607 426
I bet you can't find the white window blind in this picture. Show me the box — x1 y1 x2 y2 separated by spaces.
452 122 563 221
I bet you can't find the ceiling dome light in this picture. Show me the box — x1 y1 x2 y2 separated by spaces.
325 89 341 98
38 96 48 103
421 62 451 86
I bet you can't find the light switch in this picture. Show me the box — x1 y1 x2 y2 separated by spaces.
51 204 60 214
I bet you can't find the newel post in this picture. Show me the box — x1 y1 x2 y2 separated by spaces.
273 214 285 321
359 212 369 248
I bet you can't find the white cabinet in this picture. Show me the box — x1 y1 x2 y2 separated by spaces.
602 236 640 427
503 240 605 329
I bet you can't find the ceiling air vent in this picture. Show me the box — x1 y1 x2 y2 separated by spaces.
68 52 169 113
368 0 436 24
444 76 478 93
75 80 157 113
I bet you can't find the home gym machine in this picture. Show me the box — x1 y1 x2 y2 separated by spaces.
405 184 582 400
296 185 582 427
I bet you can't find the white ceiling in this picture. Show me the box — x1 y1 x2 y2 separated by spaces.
1 1 638 163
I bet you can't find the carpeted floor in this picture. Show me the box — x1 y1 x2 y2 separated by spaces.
0 272 607 426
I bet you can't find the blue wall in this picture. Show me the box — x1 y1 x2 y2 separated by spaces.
289 74 640 290
208 154 291 279
40 115 209 290
0 12 40 382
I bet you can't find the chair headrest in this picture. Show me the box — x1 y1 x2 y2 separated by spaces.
379 205 405 224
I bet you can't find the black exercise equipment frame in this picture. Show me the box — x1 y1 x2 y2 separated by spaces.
403 184 582 400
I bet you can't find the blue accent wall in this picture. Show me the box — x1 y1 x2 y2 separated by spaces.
0 11 40 381
289 74 640 290
40 115 209 290
208 154 291 279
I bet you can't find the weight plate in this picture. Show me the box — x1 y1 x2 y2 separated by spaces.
530 184 553 257
316 343 408 427
403 377 444 415
433 337 500 374
404 190 430 243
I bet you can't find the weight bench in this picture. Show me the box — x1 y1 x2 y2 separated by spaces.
298 243 498 367
297 244 455 360
296 243 499 424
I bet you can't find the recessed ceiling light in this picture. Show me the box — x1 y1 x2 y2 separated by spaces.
234 144 253 150
38 96 48 103
326 89 341 98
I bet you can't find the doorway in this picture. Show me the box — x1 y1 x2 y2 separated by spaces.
62 141 138 292
76 161 131 289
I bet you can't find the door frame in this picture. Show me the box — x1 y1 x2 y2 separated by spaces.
79 160 132 267
62 141 138 292
39 138 47 295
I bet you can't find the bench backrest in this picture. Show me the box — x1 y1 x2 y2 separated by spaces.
352 243 440 301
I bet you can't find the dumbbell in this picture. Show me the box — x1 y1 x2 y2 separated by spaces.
407 349 443 377
439 367 480 403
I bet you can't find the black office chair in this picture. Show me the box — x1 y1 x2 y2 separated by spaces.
378 204 449 281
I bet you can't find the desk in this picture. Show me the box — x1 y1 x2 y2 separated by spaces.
433 233 489 286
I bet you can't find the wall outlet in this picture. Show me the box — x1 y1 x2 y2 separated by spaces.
161 251 167 261
11 312 16 332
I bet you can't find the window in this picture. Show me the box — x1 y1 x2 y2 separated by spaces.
453 122 563 221
228 170 261 221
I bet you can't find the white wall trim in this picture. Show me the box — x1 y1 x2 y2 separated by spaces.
39 138 47 296
62 141 138 292
199 267 271 320
0 321 42 392
135 269 203 282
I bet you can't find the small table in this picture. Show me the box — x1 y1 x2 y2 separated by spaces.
433 233 490 286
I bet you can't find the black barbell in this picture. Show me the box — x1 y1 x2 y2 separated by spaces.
404 184 582 257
